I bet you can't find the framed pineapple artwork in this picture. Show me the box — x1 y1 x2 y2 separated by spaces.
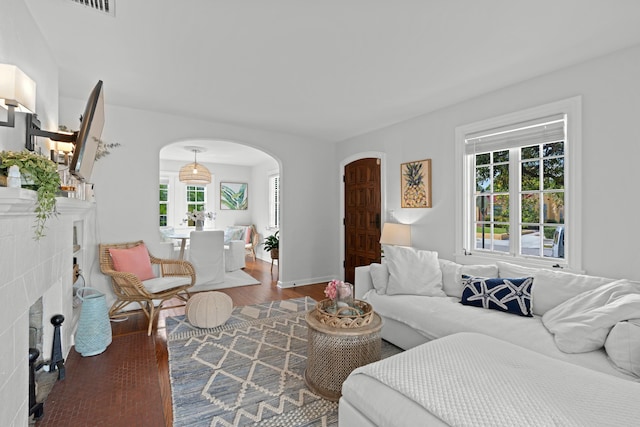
401 159 432 208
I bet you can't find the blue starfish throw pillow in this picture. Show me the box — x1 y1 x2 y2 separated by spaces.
461 276 534 317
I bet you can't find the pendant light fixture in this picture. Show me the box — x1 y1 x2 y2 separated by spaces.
179 146 211 184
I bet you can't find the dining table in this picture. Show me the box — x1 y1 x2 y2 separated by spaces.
166 231 191 260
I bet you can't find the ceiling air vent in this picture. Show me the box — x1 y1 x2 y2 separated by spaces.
67 0 115 17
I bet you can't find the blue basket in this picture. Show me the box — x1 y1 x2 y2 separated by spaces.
75 288 112 357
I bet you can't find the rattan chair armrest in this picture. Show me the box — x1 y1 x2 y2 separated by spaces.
150 256 196 285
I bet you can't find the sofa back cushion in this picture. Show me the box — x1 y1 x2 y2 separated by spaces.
384 245 445 297
440 259 499 298
497 261 614 316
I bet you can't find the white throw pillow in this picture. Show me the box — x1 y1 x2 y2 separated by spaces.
497 261 537 279
605 319 640 377
440 259 498 298
531 268 614 315
384 245 445 297
369 263 389 294
542 280 640 353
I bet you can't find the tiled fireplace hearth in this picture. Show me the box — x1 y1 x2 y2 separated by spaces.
0 188 93 426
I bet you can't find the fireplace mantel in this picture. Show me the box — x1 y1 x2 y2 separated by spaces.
0 187 94 215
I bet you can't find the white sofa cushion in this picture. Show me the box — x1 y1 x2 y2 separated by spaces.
364 290 637 380
497 261 614 315
542 280 640 353
369 263 389 294
605 319 640 377
440 259 498 298
384 245 445 297
143 276 191 293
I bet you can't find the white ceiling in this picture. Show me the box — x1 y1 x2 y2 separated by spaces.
23 0 640 146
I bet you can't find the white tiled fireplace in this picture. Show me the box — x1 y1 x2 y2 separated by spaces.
0 189 92 426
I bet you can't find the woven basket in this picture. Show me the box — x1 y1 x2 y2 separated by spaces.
314 299 373 328
75 288 112 357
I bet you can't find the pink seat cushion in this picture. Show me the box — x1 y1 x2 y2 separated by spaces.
244 227 252 244
109 244 155 281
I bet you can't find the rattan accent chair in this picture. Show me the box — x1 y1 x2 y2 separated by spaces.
245 225 260 261
99 240 196 335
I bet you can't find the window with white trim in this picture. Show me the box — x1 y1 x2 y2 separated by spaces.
455 98 581 269
186 185 206 226
268 174 280 229
159 182 169 226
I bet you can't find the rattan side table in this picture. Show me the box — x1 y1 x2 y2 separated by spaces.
304 308 382 401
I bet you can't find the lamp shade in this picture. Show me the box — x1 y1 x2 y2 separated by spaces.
380 223 411 246
179 147 212 184
179 162 211 184
0 64 36 113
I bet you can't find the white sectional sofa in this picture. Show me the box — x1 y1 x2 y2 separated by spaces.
339 245 640 426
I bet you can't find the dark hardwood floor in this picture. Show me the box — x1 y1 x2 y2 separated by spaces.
35 258 327 427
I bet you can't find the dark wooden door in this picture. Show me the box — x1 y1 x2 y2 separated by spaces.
344 158 382 284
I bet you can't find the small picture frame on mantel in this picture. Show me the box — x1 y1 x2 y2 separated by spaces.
401 159 432 208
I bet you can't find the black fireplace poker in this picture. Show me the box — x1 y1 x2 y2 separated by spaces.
29 348 44 419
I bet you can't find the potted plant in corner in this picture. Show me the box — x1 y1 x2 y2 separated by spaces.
0 150 61 239
263 231 279 260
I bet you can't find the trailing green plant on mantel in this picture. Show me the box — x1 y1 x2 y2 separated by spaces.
0 150 60 239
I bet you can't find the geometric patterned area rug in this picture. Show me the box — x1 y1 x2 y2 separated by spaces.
166 297 402 426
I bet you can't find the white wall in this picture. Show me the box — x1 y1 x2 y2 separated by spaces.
0 1 62 426
338 43 640 282
59 100 339 295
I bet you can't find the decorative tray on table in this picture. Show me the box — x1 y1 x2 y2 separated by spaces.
314 299 373 328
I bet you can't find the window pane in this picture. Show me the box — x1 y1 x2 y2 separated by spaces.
493 150 509 163
476 195 491 221
521 161 539 191
493 164 509 192
475 166 490 193
187 192 196 202
521 225 541 256
543 158 564 190
159 217 167 227
159 205 167 215
196 191 204 202
521 194 539 223
546 225 565 259
493 195 509 222
476 153 490 166
521 145 539 160
543 192 564 224
493 225 509 253
543 141 564 157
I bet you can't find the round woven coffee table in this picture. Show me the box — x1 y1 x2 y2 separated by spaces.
304 308 382 401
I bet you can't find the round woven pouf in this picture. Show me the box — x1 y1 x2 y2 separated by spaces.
186 292 233 328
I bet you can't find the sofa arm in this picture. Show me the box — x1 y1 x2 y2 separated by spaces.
355 265 374 300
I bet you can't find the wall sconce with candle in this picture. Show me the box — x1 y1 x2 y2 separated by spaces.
0 64 36 128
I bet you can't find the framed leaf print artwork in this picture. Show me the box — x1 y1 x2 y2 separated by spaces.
401 159 432 208
220 182 248 210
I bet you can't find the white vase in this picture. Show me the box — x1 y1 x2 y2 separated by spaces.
195 220 204 231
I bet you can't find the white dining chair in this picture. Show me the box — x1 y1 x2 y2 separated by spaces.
188 230 225 286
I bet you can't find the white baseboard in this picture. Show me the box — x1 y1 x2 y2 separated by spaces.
277 275 332 288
